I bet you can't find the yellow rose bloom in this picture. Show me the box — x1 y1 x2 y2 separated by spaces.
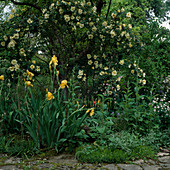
0 75 4 80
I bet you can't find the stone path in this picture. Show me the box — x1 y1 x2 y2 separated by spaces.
0 152 169 170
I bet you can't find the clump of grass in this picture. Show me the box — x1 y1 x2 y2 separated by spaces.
0 135 38 158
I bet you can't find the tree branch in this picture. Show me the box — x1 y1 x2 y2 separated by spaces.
106 0 112 19
11 0 41 12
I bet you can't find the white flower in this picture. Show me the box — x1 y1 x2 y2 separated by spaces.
8 40 16 48
15 64 20 70
92 6 97 13
76 16 80 21
59 8 64 14
119 60 124 65
102 21 107 27
71 15 75 20
11 59 17 65
83 77 86 81
92 26 97 32
36 66 40 72
78 9 83 14
71 6 75 12
20 48 25 55
88 60 93 65
13 33 19 39
121 8 125 12
9 66 14 71
94 61 98 65
16 28 20 32
110 30 116 38
111 13 116 19
117 77 122 81
77 75 82 79
88 34 93 39
112 70 117 76
30 65 35 70
93 55 97 59
142 79 146 85
1 42 5 46
89 22 94 26
87 54 91 59
79 23 84 28
44 13 49 19
116 85 120 90
50 3 55 8
42 8 47 13
64 15 70 22
3 36 8 41
100 71 104 76
27 18 33 24
78 70 84 76
108 91 112 95
126 12 131 18
87 2 91 6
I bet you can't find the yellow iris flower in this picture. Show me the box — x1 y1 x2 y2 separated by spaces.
86 108 95 117
59 80 69 89
49 55 58 70
0 75 4 80
46 89 55 101
26 70 34 80
25 81 33 87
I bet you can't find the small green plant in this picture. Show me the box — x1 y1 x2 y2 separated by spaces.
114 80 159 135
76 144 155 163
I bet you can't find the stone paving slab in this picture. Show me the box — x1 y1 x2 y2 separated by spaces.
0 152 169 170
117 164 142 170
0 165 21 170
142 165 162 170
